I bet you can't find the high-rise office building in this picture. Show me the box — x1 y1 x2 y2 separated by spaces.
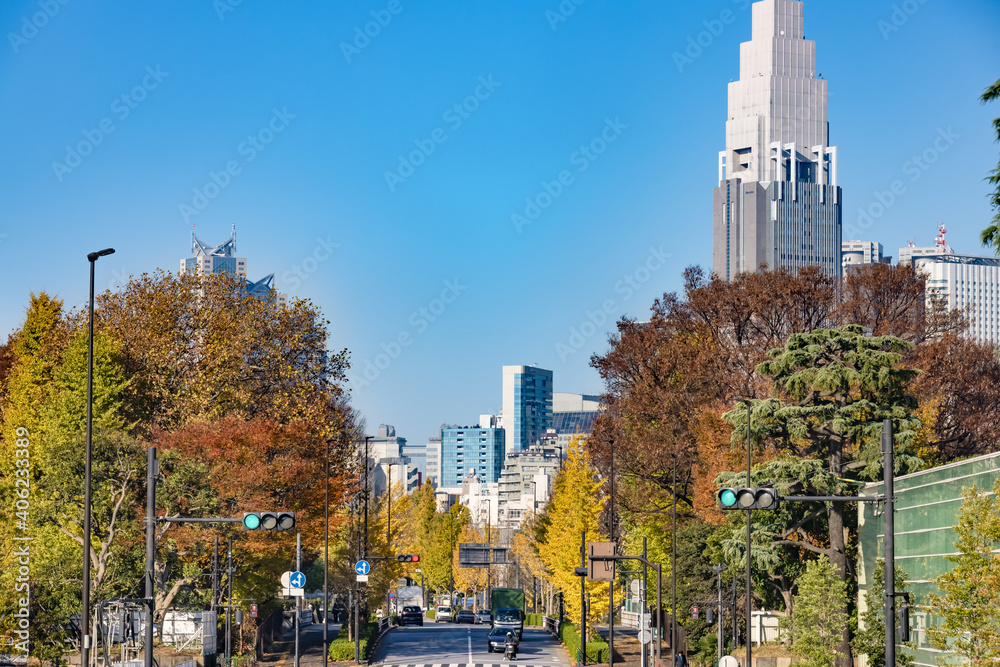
501 365 553 453
180 226 287 306
712 0 842 281
440 423 506 487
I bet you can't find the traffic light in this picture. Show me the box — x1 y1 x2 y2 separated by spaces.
706 607 715 624
717 488 779 511
242 512 296 531
898 599 910 643
396 554 420 563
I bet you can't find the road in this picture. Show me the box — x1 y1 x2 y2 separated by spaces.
372 622 569 667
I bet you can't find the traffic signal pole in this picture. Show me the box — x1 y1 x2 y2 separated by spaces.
295 533 301 667
883 421 896 667
144 448 157 667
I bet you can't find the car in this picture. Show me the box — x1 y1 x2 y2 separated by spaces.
435 605 453 622
400 605 424 626
487 625 517 653
456 609 475 624
476 609 491 625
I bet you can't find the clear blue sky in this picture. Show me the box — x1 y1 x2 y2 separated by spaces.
1 0 998 445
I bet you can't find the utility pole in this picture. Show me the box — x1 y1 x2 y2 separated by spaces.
883 420 896 667
144 448 157 667
671 454 677 667
712 565 725 661
580 530 587 667
226 537 233 667
295 533 301 667
744 399 753 667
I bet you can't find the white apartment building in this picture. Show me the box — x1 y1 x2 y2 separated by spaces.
916 254 1000 347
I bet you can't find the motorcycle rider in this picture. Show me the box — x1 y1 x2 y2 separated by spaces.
504 631 518 660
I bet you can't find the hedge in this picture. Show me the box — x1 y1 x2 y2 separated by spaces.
558 621 609 663
328 637 367 661
328 619 383 661
426 609 436 619
525 613 544 627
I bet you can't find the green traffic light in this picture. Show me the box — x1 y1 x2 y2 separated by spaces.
243 513 261 530
720 489 737 507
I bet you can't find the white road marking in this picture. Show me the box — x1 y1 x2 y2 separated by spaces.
468 630 473 666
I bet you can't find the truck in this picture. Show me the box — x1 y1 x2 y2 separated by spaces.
490 588 525 639
393 586 425 615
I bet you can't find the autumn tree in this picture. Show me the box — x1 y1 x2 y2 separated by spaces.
536 437 609 639
729 326 922 667
926 481 1000 667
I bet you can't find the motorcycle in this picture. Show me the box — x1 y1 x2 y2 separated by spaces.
504 634 518 661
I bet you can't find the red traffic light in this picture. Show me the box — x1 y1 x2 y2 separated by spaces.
412 554 419 562
396 554 420 563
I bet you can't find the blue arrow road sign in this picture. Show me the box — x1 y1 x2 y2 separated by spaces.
355 560 370 576
289 571 306 589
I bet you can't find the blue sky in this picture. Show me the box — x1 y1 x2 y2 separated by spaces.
1 0 998 445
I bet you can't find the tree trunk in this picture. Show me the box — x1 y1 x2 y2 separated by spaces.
829 438 853 667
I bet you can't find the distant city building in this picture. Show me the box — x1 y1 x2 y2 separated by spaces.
552 392 601 412
916 253 1000 347
899 224 955 268
180 225 287 306
842 241 887 269
401 443 427 480
497 444 560 532
459 473 499 532
368 424 407 461
501 365 553 454
712 0 842 281
440 423 505 488
425 436 441 486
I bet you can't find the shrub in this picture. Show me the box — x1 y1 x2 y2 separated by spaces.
559 621 609 663
328 637 366 661
525 612 545 626
426 609 436 619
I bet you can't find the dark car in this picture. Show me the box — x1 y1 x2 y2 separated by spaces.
456 609 475 624
488 626 517 653
400 605 424 626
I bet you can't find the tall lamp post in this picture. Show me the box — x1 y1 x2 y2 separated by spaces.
324 435 333 667
83 247 114 667
364 436 373 558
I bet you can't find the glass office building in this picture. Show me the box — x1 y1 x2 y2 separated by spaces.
440 425 505 487
502 365 553 453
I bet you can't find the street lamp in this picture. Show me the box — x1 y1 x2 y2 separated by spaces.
324 434 334 667
83 247 114 667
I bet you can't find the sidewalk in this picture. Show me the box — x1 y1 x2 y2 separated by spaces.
595 625 660 667
263 622 343 667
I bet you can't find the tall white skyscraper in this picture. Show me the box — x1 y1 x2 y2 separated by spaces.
713 0 842 280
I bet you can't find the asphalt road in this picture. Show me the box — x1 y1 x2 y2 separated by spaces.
372 622 569 667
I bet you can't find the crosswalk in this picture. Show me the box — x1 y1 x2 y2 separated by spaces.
381 664 561 667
